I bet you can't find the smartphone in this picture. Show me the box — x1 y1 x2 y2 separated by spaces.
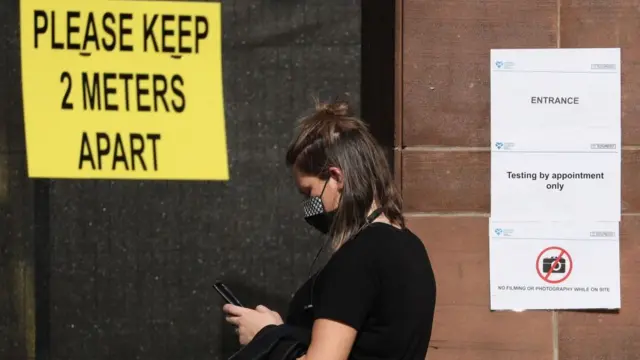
213 281 243 307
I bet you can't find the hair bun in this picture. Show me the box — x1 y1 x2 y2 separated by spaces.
316 100 350 117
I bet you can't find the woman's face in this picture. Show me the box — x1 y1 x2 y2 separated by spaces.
293 166 343 212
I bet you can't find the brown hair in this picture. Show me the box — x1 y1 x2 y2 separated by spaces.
285 99 404 248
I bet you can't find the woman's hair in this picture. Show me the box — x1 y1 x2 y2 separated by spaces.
285 99 404 248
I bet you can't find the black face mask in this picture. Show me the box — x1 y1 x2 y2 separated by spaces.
302 179 335 234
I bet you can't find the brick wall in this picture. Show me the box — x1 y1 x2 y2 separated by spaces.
397 0 640 359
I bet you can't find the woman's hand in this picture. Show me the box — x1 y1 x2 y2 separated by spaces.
223 304 284 345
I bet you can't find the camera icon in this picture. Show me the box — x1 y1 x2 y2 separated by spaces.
542 256 566 274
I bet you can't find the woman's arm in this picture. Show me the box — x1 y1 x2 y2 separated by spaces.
298 319 357 360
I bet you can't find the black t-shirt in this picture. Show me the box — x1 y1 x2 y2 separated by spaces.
286 223 437 360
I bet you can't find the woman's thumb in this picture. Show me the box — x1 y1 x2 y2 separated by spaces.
255 305 270 313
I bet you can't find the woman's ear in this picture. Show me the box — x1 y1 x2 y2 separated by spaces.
328 166 344 191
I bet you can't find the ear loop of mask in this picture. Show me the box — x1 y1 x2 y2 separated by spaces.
306 177 332 277
304 244 332 311
304 177 333 310
317 176 330 202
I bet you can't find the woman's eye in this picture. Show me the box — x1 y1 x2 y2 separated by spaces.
298 188 311 198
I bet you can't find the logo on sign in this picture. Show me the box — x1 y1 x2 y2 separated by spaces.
494 141 515 150
493 227 514 237
493 60 515 70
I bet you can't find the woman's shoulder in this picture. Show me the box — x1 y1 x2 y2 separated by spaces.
337 223 426 260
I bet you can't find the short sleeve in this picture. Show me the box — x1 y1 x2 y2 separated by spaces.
313 235 380 330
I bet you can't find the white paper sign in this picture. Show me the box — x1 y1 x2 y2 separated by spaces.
491 48 621 153
491 151 621 221
489 221 620 310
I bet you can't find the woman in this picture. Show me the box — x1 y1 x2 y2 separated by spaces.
223 100 437 359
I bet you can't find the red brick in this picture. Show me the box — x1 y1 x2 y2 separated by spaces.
406 217 552 359
401 151 489 213
394 149 402 192
429 306 553 359
622 150 640 213
425 347 549 360
402 0 557 147
407 216 488 305
560 0 640 145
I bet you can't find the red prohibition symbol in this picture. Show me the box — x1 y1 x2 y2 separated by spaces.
536 246 573 284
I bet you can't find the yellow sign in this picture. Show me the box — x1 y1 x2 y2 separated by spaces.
20 0 229 180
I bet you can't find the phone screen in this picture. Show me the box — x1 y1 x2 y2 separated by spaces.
213 282 243 307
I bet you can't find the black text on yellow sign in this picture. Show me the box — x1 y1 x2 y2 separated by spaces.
20 0 229 180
